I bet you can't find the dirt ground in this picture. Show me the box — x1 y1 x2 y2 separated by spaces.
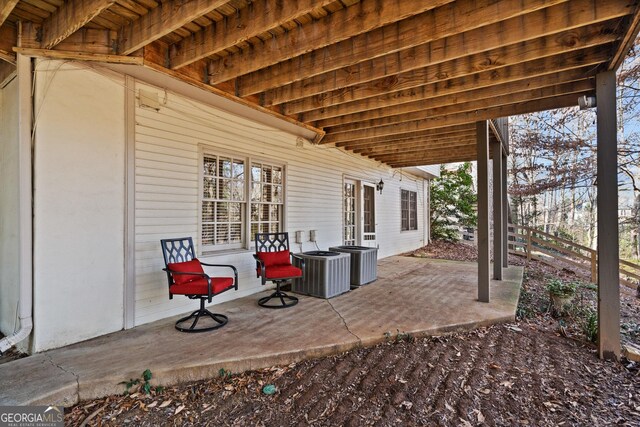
62 241 640 426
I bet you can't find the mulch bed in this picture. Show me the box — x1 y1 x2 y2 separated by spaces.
59 240 640 425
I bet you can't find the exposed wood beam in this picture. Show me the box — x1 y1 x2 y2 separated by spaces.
41 0 116 49
327 79 594 134
170 0 335 69
20 22 117 55
13 47 143 64
268 17 622 107
388 153 478 167
335 125 477 148
307 48 609 126
349 132 478 152
207 0 453 85
284 44 612 116
322 94 580 144
316 68 596 127
118 0 228 55
236 0 572 97
609 10 640 70
356 139 486 156
376 147 479 163
0 0 19 27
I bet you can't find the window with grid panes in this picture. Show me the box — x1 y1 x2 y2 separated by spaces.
401 189 418 231
201 155 245 250
251 162 284 241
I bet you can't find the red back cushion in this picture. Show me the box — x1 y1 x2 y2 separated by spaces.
257 250 291 267
167 259 204 284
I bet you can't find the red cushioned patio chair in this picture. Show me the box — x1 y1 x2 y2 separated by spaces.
160 237 238 332
254 232 304 309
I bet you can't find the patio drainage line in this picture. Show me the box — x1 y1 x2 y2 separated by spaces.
325 299 361 344
45 352 80 404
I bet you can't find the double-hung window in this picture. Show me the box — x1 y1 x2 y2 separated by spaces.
401 189 418 231
250 162 284 239
200 149 284 253
202 155 246 250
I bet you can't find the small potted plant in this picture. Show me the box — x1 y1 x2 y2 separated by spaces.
547 278 577 315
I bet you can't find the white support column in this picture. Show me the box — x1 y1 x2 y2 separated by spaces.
596 70 620 360
502 152 509 267
124 75 136 329
477 121 490 302
492 140 503 280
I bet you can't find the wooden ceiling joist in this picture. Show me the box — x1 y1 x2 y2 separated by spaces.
377 147 480 164
326 79 595 135
118 0 229 55
358 141 479 158
235 0 572 97
206 0 453 85
41 0 116 49
322 93 580 144
300 48 610 125
314 67 597 128
343 131 478 151
284 44 612 116
335 125 477 148
0 0 19 27
388 153 478 167
170 0 336 70
262 0 631 107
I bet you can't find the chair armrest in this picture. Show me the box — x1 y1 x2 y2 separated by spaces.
252 254 266 285
291 253 305 271
199 263 239 290
163 267 210 280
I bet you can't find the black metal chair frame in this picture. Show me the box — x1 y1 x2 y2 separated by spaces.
161 237 238 332
253 232 304 309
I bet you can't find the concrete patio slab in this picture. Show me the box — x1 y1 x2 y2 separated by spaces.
0 257 522 406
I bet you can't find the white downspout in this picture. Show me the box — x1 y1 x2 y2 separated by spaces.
0 53 33 354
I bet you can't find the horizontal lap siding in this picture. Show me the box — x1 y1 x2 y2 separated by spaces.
134 82 428 326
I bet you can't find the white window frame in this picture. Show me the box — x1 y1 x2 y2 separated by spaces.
198 145 286 255
401 189 418 231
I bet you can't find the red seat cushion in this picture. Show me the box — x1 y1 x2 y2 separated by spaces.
257 250 290 267
263 264 302 279
167 259 204 284
170 277 234 296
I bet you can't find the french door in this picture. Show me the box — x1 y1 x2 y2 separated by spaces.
343 179 377 247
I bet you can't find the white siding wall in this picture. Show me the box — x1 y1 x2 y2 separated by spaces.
134 82 427 326
32 62 125 351
0 78 19 337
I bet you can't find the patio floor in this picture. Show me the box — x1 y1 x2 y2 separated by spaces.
0 256 522 406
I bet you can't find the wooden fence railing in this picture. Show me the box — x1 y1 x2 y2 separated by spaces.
508 223 640 291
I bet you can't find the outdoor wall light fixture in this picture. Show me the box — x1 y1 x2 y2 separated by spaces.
578 95 596 110
376 179 384 194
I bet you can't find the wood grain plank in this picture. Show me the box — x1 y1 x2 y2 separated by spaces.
41 0 116 48
206 0 453 84
170 0 335 69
